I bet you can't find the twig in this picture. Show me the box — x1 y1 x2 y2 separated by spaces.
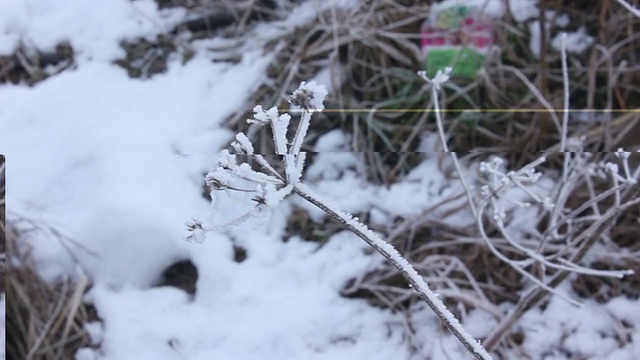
615 0 640 18
293 183 492 359
192 80 493 359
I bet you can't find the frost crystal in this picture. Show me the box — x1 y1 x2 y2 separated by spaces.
234 133 254 154
417 67 453 91
615 148 630 159
289 81 328 112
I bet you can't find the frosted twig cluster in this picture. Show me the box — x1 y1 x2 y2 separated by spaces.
188 81 493 360
475 153 635 305
185 82 326 243
420 48 638 351
478 144 639 350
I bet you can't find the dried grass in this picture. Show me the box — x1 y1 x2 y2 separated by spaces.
0 42 74 86
451 0 640 167
213 2 640 355
259 1 640 356
225 0 433 184
224 0 639 187
4 220 96 360
2 0 638 358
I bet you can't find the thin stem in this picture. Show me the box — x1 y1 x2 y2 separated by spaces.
432 85 450 153
559 33 570 153
290 110 312 156
615 0 640 17
293 183 493 360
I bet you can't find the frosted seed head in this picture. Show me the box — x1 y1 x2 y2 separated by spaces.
605 162 619 174
250 105 269 124
501 172 514 185
289 81 328 112
615 148 630 159
542 197 554 209
566 136 584 151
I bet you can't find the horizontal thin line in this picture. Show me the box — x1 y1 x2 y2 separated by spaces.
282 108 640 113
241 150 639 154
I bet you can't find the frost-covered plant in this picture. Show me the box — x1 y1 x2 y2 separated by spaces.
479 146 639 350
188 81 493 359
419 35 638 351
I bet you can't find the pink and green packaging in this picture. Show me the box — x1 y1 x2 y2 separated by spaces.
421 4 494 78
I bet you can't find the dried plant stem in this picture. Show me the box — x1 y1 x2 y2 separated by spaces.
293 183 493 360
484 194 640 350
422 55 638 351
615 0 640 18
202 80 495 359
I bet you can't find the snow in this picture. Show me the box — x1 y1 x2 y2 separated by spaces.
431 0 505 19
291 180 493 358
248 0 359 43
1 0 638 359
1 51 271 284
0 1 419 358
429 0 541 23
303 134 474 226
551 28 594 54
516 286 639 359
309 65 344 94
82 232 413 360
0 0 186 61
507 0 540 22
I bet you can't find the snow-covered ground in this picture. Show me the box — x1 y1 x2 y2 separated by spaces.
1 0 638 359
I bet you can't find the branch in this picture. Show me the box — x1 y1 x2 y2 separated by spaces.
293 183 493 360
